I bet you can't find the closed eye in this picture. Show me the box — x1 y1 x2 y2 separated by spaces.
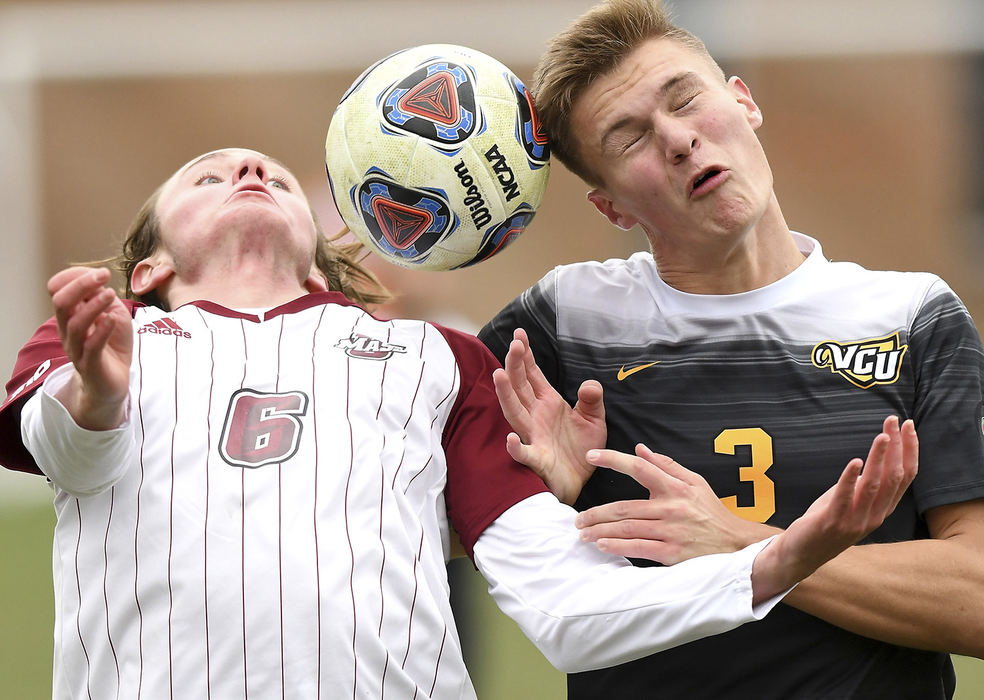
673 92 699 111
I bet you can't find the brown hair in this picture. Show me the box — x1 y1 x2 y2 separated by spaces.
115 183 390 311
533 0 723 185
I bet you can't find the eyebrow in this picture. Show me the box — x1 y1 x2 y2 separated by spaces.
599 71 702 152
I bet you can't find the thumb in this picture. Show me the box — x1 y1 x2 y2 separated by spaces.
574 379 605 421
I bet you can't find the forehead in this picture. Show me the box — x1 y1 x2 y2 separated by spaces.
573 38 721 149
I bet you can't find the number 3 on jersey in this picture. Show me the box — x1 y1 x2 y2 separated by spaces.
220 389 310 468
715 427 776 523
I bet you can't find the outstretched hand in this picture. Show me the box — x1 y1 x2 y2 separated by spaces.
48 266 133 430
753 416 917 602
575 443 774 563
492 328 606 505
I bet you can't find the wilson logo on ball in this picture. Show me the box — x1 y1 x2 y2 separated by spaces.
356 173 456 262
383 61 478 145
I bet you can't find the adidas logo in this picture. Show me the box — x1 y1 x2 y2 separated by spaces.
137 318 192 339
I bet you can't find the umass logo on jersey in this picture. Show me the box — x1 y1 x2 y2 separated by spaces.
811 332 908 389
381 59 479 147
336 333 408 360
356 171 456 263
510 74 549 167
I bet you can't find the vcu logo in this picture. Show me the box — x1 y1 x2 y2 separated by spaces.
811 333 907 389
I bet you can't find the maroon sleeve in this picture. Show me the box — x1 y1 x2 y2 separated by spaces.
0 300 142 475
0 317 70 474
435 324 549 559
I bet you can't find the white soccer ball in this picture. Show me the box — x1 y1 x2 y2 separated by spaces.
325 44 550 271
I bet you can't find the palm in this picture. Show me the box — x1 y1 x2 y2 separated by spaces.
492 329 606 505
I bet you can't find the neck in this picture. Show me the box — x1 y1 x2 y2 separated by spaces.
650 197 805 295
163 257 317 310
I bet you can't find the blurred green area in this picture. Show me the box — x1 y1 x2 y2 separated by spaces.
3 501 982 699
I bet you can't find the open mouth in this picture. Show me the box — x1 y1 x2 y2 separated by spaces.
691 168 722 195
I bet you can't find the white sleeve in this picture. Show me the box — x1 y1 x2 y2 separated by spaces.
20 363 136 497
472 492 786 673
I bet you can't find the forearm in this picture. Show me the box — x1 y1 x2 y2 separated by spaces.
473 493 784 672
21 364 135 496
784 537 984 657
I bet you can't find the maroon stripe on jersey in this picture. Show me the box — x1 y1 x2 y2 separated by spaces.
427 626 448 698
309 306 329 699
167 336 180 699
401 532 425 668
403 455 434 494
238 318 249 699
75 500 95 700
195 308 217 699
134 333 148 697
162 318 181 331
343 352 360 699
153 319 169 331
276 315 287 699
374 325 393 696
102 487 121 691
391 325 426 491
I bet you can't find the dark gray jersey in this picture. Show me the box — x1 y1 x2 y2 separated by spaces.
481 233 984 699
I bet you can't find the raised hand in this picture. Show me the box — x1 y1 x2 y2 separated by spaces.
48 267 134 430
752 416 917 602
492 328 606 505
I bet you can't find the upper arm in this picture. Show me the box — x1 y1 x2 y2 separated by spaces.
926 498 984 544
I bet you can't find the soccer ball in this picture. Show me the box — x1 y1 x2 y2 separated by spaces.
325 44 550 271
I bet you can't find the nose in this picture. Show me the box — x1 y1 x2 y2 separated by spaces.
663 121 698 164
232 156 267 184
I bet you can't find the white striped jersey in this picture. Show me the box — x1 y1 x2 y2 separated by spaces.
480 232 984 699
3 291 549 700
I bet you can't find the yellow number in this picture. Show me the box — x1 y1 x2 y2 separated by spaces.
714 427 775 523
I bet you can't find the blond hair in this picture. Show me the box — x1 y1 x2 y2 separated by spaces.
115 183 390 311
533 0 723 185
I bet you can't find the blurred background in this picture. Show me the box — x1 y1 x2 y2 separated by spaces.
1 0 982 697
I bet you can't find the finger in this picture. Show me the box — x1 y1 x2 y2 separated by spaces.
853 432 891 516
492 368 531 437
587 448 683 495
899 419 919 494
594 537 677 564
504 431 539 468
503 337 536 407
575 500 660 529
74 313 117 376
62 288 119 363
574 380 605 422
514 328 556 398
632 444 709 489
50 268 113 337
47 266 110 298
578 516 669 542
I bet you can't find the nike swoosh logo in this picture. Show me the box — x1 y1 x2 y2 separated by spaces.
617 362 660 381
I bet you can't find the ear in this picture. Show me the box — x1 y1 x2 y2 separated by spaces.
130 255 175 297
728 76 763 130
586 189 638 231
304 269 329 295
